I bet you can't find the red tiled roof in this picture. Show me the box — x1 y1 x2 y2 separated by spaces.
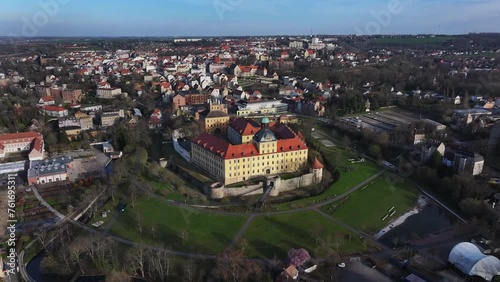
296 131 305 141
32 136 43 152
193 133 258 160
40 96 54 102
230 118 260 136
42 106 66 112
311 157 324 169
0 131 42 142
238 65 253 73
276 137 307 153
148 116 161 124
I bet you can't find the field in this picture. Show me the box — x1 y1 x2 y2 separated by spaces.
109 198 246 254
323 173 420 234
273 133 381 210
242 210 368 259
371 36 457 45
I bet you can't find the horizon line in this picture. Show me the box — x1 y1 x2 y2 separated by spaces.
1 32 499 39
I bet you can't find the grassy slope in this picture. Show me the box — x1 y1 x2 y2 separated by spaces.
326 173 420 234
242 210 367 259
110 198 245 254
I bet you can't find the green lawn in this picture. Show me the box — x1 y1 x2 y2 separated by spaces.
325 173 420 234
109 198 246 254
273 145 381 210
144 177 187 202
88 198 120 227
242 211 368 259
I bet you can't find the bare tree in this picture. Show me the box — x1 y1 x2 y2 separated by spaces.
68 236 86 274
151 224 157 238
183 258 197 282
105 270 132 282
146 247 173 282
34 228 49 254
127 246 146 278
214 248 261 282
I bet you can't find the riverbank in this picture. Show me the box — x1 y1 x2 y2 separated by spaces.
374 194 429 240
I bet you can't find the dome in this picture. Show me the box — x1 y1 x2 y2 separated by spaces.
448 242 500 281
261 117 270 124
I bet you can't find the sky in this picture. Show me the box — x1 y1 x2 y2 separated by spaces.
1 0 500 37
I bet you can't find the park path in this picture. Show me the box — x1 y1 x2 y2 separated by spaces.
227 215 255 249
156 168 387 218
32 186 65 220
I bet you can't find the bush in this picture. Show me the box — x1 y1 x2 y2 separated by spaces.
459 198 483 217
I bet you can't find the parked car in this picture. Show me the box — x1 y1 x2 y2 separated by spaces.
117 202 127 212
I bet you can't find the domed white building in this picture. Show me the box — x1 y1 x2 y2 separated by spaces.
448 242 500 281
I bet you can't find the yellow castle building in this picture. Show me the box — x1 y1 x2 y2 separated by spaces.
191 117 312 185
196 102 230 135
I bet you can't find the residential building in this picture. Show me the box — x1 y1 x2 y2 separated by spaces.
80 104 103 112
191 118 309 185
421 143 446 162
41 106 68 117
198 103 230 135
0 131 44 161
454 150 484 176
236 100 288 116
148 108 163 129
78 116 94 130
38 96 55 106
101 111 123 127
289 41 304 49
173 129 191 162
49 86 62 98
58 117 80 128
304 49 316 59
62 89 83 104
63 127 82 141
234 65 259 77
96 87 122 99
173 93 210 109
27 156 73 185
278 265 299 281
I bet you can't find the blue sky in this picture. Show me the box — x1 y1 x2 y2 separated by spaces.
1 0 500 36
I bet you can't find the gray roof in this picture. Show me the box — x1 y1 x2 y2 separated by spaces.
254 128 277 143
27 156 73 178
205 110 228 118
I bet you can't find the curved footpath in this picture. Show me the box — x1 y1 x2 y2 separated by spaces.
20 161 476 282
165 168 387 217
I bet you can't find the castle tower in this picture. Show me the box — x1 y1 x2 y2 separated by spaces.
310 157 324 184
